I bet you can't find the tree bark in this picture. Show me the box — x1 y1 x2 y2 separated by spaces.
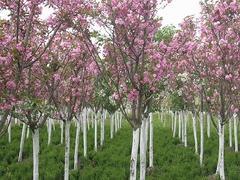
130 128 140 180
192 112 198 154
233 114 238 152
110 114 114 139
74 120 80 170
178 112 181 139
83 110 87 157
61 121 64 144
18 123 27 162
184 112 187 147
200 111 204 166
140 119 147 180
216 118 225 180
64 121 70 180
48 119 52 145
207 113 211 138
94 112 98 152
229 118 232 148
32 128 39 180
149 113 153 168
173 112 177 137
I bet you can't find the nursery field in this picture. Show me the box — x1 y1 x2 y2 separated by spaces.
0 115 239 180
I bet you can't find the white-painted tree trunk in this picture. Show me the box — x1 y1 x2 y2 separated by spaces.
130 128 140 180
216 118 225 180
83 110 87 157
233 114 238 152
61 121 64 144
114 113 117 133
18 123 27 162
192 112 198 154
26 125 30 139
64 121 70 180
171 112 174 132
8 118 11 143
207 113 211 138
229 118 232 148
48 119 52 145
74 120 80 170
94 113 98 152
200 112 204 166
100 112 104 146
52 119 55 131
140 119 147 180
110 114 114 139
32 128 39 180
178 112 181 139
173 112 177 137
149 113 153 168
184 112 187 147
181 112 185 143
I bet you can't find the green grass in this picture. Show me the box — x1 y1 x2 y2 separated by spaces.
0 114 240 179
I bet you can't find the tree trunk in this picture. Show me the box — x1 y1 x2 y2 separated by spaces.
18 123 27 162
192 112 198 154
32 128 39 180
181 111 185 143
200 112 204 166
100 112 104 146
173 112 177 137
130 128 140 180
233 114 238 152
8 118 11 143
216 118 225 180
207 113 211 138
140 119 147 180
178 112 181 139
149 113 153 168
26 125 30 139
83 110 87 157
64 121 70 180
184 112 187 147
74 120 80 170
48 119 52 145
229 118 232 148
110 114 114 139
61 121 64 144
115 113 117 133
94 113 98 152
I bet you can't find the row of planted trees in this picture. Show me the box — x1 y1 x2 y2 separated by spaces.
0 0 240 180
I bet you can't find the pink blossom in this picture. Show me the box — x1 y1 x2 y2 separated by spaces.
6 81 16 90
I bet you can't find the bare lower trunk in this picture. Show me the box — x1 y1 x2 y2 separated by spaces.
184 112 187 147
61 121 64 144
200 112 204 166
130 128 140 180
229 119 232 148
110 114 114 139
178 112 181 139
8 118 11 143
83 111 87 157
149 113 153 168
181 112 185 143
26 125 30 139
32 128 39 180
207 113 211 138
233 114 238 152
18 123 27 162
140 119 147 180
100 112 104 146
74 120 80 170
216 118 225 180
94 113 98 152
64 121 70 180
173 112 177 138
48 119 52 145
192 112 198 154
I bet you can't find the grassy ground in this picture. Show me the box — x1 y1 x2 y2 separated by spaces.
0 114 240 180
